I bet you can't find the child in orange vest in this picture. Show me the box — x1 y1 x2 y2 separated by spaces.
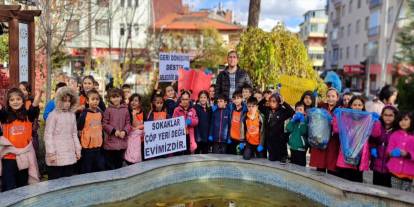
77 89 105 173
0 88 41 191
239 97 265 160
147 92 169 121
78 75 106 112
227 91 247 155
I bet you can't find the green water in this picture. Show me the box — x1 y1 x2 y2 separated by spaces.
101 179 323 207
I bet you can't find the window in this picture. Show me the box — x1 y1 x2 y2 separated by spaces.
347 23 351 36
135 0 139 7
357 0 361 9
388 6 394 23
342 5 346 17
340 48 343 60
340 26 344 38
369 10 380 29
127 23 132 37
365 16 369 30
120 23 125 35
67 19 79 34
96 19 109 36
349 0 353 13
346 47 350 59
128 0 132 7
97 0 109 7
356 19 360 34
120 0 125 7
310 23 318 32
133 23 139 35
354 44 359 59
363 43 368 57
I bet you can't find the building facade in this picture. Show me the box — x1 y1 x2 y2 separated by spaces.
299 9 328 72
325 0 407 93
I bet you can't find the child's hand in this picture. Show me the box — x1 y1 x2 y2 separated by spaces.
186 118 192 126
76 153 81 160
257 144 264 152
370 148 378 158
120 131 126 139
390 148 402 157
400 149 408 157
208 136 213 142
227 138 232 144
239 143 245 150
114 130 120 137
47 153 57 163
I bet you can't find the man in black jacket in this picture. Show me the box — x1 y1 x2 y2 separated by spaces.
215 50 252 101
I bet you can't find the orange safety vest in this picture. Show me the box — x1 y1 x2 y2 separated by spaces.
246 113 261 145
153 111 167 121
80 112 103 149
230 110 242 140
79 95 87 106
2 120 33 159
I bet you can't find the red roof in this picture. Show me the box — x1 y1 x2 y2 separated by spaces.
154 12 243 32
153 0 183 22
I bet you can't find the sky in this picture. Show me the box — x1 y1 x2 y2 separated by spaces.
183 0 327 32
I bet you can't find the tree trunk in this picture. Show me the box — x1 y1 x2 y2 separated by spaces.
45 0 53 101
248 0 261 28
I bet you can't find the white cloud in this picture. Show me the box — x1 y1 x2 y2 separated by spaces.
222 0 326 32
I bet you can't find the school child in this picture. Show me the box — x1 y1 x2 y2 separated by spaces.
19 81 40 152
208 95 231 154
43 82 67 120
121 84 132 104
209 84 216 105
253 89 263 103
103 88 131 170
77 89 105 173
93 80 100 91
165 85 178 117
124 93 145 164
147 92 169 121
0 88 41 191
78 75 106 112
299 91 315 112
194 90 211 154
242 84 253 101
286 102 308 166
341 92 353 108
173 91 199 155
44 86 81 180
239 97 265 160
386 112 414 192
334 96 381 183
309 88 341 174
370 106 399 187
263 93 295 163
227 91 247 155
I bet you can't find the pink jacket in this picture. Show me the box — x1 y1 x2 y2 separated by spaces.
173 105 199 153
386 130 414 178
44 110 81 166
103 104 131 150
124 129 143 164
334 116 381 171
0 137 40 184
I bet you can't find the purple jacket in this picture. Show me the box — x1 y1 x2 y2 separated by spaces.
103 104 131 150
370 125 394 173
386 130 414 178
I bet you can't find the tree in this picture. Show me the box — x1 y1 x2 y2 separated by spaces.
248 0 261 28
0 34 8 64
237 25 326 92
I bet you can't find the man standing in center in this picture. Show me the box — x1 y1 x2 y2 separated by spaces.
215 50 252 101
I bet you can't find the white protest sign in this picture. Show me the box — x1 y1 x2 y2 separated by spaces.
159 52 190 82
144 116 187 159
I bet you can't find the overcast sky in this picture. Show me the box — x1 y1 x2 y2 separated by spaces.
183 0 327 32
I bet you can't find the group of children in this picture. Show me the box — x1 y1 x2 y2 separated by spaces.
0 75 413 194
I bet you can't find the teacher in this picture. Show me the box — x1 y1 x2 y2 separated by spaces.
215 50 252 101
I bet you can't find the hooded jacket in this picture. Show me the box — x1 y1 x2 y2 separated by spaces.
103 104 131 150
44 87 81 166
209 107 231 143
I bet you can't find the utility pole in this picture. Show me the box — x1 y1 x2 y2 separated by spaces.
87 0 92 72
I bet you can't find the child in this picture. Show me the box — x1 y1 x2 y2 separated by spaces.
309 88 340 174
227 91 247 155
124 93 145 164
121 84 132 104
103 88 131 170
18 81 33 110
147 92 169 121
264 94 295 163
242 84 253 101
299 91 315 112
334 96 381 183
77 89 105 173
0 88 41 191
173 91 199 155
43 82 67 120
209 84 216 105
341 92 353 108
194 90 211 154
386 112 414 192
286 102 308 166
253 90 263 103
239 97 265 160
165 85 178 117
370 105 399 187
208 95 231 154
79 75 106 112
44 86 81 180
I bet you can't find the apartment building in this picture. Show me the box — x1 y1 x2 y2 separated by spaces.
325 0 407 92
299 9 328 71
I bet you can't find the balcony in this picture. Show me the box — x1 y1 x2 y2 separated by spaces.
368 26 380 37
370 0 382 9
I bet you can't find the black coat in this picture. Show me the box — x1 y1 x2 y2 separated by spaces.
263 102 295 141
214 67 252 100
194 104 212 143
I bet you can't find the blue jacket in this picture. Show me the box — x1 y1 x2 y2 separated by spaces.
209 107 231 143
43 100 55 120
195 104 211 143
